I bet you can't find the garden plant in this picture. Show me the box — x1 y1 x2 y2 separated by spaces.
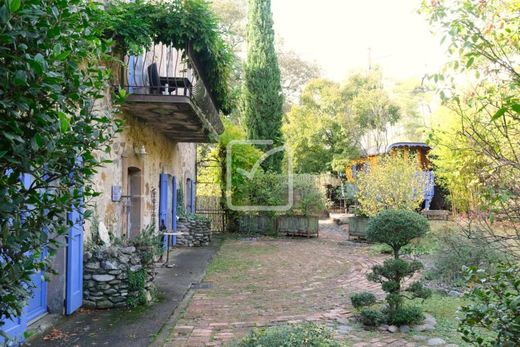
351 209 432 326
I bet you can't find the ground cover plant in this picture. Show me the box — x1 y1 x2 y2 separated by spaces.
235 323 342 347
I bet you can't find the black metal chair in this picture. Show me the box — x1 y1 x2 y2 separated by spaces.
147 63 161 94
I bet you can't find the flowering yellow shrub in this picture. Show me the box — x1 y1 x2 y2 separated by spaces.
355 155 427 217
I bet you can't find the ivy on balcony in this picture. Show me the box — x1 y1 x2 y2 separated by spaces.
102 0 234 114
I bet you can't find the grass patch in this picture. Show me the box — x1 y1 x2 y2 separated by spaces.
411 293 468 345
206 240 278 275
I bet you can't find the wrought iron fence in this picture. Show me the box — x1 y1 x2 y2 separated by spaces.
196 194 227 232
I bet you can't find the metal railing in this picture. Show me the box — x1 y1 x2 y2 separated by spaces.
122 43 222 132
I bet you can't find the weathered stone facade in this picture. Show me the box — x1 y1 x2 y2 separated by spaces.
175 217 212 247
83 245 156 309
87 113 197 241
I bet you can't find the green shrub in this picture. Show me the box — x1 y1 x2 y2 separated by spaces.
351 292 377 309
359 309 385 327
235 323 341 347
426 229 506 287
127 268 147 308
406 282 432 300
130 224 163 266
459 264 520 346
384 306 424 326
367 209 430 259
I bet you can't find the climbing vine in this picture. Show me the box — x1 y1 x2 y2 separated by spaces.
102 0 235 114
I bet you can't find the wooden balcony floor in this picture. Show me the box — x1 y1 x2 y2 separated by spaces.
123 94 220 143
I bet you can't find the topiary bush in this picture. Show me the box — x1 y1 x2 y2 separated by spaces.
359 309 385 327
367 209 430 259
351 292 377 309
383 306 424 326
235 323 341 347
362 209 432 326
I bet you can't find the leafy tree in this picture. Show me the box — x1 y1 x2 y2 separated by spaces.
277 46 321 108
391 79 433 141
344 69 401 153
242 0 284 172
197 121 263 230
355 155 428 217
0 0 119 327
211 0 247 54
428 107 485 212
282 79 358 173
422 1 520 342
421 0 520 256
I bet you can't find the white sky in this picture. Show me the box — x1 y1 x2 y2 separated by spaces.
271 0 447 82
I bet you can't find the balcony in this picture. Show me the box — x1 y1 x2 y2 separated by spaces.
120 44 224 143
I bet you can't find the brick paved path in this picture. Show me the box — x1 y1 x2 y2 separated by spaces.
162 218 456 347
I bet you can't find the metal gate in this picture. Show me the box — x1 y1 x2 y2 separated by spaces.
196 195 227 232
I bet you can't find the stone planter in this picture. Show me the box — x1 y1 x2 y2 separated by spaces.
347 216 370 239
83 245 156 309
175 217 211 247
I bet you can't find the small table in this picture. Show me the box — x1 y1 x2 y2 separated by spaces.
159 77 192 96
162 232 185 267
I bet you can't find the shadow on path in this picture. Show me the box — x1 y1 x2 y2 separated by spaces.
26 240 220 347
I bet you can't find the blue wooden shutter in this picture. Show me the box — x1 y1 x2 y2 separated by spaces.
171 176 177 245
159 173 168 230
159 173 168 249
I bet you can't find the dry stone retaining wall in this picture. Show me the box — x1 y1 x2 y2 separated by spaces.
175 217 211 247
83 245 156 309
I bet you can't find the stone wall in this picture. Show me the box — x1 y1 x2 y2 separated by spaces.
86 114 197 241
83 245 156 309
175 217 211 247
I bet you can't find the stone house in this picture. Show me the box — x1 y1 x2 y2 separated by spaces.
1 43 224 342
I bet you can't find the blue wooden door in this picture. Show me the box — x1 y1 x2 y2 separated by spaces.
0 174 48 344
0 315 25 345
24 252 48 323
66 203 83 315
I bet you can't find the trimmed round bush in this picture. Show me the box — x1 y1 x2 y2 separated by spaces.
359 309 385 326
367 209 430 259
350 292 377 309
236 323 341 347
383 305 424 326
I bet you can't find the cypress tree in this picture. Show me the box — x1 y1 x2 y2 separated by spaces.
242 0 284 172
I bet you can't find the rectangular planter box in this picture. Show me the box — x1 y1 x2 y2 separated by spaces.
347 216 370 239
278 215 319 238
238 215 319 238
238 215 277 234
